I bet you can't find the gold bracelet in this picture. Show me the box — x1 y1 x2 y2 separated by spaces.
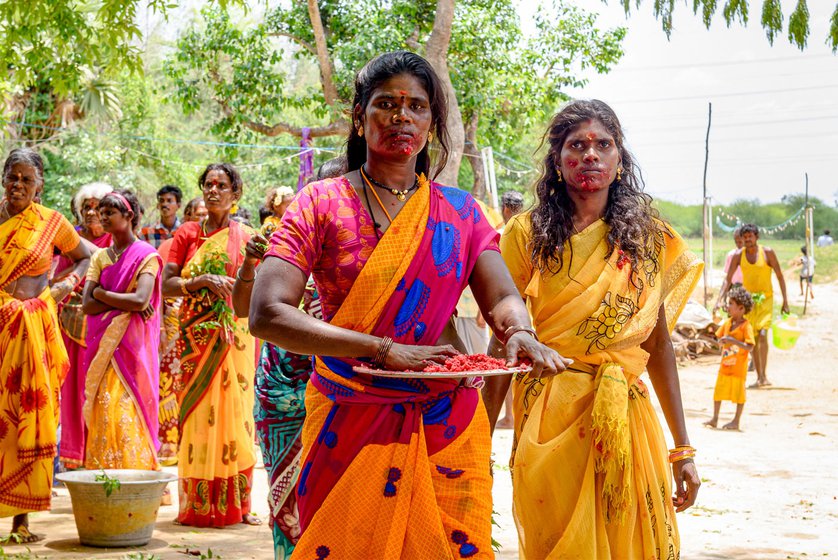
179 278 190 296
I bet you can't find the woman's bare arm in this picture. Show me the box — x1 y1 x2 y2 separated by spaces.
248 257 458 369
642 304 700 512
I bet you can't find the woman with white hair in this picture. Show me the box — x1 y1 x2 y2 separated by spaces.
261 186 295 236
54 181 114 469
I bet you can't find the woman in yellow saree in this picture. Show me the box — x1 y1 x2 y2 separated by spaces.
0 148 90 542
484 100 703 559
249 52 564 559
161 163 259 528
81 191 161 471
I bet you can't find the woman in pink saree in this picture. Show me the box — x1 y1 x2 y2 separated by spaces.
81 191 161 469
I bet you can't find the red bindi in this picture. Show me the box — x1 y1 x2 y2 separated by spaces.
398 90 408 96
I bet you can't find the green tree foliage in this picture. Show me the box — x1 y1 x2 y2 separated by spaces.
0 0 242 141
612 0 838 52
164 0 624 194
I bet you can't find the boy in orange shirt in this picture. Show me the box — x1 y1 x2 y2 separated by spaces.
705 285 755 430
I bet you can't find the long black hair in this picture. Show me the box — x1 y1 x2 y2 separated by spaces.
530 99 662 287
346 51 449 179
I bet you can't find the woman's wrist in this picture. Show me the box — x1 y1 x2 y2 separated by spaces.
237 267 256 283
502 325 538 345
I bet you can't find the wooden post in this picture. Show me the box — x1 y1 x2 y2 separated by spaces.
702 103 713 307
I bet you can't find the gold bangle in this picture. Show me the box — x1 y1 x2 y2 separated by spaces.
179 278 190 296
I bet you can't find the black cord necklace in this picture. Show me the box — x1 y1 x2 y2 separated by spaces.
361 165 419 201
361 179 382 240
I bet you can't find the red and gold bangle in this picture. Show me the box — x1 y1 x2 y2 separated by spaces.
668 445 696 463
179 278 191 297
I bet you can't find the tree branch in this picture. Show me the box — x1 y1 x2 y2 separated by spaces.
207 61 348 139
425 0 455 59
243 119 349 138
424 0 463 186
307 0 339 106
267 32 317 56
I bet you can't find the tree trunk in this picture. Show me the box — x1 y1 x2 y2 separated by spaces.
307 0 339 106
424 0 463 187
463 111 486 199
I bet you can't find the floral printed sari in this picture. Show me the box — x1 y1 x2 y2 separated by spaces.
501 216 702 559
172 220 256 527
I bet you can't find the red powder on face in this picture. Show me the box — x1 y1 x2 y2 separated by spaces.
399 90 408 96
422 354 508 373
567 160 578 168
402 146 413 155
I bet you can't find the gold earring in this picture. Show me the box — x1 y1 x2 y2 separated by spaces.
230 202 239 215
428 131 433 143
358 125 364 137
555 167 563 182
616 167 623 182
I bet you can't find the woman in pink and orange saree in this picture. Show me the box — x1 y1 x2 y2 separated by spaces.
0 148 90 542
249 51 567 559
81 190 161 471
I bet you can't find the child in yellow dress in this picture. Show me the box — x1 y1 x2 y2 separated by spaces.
705 285 755 430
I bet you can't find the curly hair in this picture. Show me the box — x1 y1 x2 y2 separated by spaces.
346 51 449 180
727 285 754 314
530 99 663 286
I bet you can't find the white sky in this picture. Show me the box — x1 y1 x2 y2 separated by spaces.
517 0 838 206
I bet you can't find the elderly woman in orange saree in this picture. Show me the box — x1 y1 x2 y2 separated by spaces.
249 51 564 559
81 190 161 470
0 148 90 542
161 163 259 528
483 100 703 559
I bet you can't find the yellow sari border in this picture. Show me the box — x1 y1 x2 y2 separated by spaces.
330 177 430 334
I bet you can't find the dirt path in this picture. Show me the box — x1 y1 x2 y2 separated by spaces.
490 281 838 559
10 283 838 559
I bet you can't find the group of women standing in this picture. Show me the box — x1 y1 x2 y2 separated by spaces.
2 49 702 558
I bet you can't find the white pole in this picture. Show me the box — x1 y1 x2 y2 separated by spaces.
480 146 492 203
708 200 714 289
485 146 499 209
